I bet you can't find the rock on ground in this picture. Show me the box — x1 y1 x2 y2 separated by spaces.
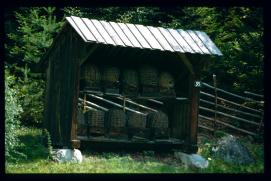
52 149 83 163
174 152 209 169
212 134 255 165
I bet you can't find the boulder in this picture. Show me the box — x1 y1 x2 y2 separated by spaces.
212 135 254 165
174 152 209 169
52 149 83 163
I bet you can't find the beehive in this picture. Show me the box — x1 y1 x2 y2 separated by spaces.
159 72 176 96
147 111 168 128
102 66 120 93
84 110 105 127
127 112 146 128
139 66 159 96
107 109 126 128
147 111 169 139
80 63 101 91
77 109 87 136
122 69 139 96
126 112 150 140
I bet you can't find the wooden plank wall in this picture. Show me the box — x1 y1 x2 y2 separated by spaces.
167 99 190 141
44 25 85 147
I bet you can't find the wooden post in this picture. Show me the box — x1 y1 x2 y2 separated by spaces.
189 74 200 152
83 93 87 113
70 47 81 149
71 62 81 148
213 74 217 135
257 112 264 133
123 96 126 112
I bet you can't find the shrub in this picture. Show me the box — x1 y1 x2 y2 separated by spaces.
5 70 24 161
16 72 45 127
42 129 53 159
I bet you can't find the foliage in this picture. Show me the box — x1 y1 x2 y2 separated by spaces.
5 69 25 162
17 70 45 126
5 7 63 126
179 7 263 93
6 7 63 65
42 129 53 159
197 134 264 173
11 127 49 163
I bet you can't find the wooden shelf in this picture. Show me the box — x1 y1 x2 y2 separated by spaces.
77 135 184 145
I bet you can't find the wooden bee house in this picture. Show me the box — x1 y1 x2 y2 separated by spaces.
38 16 222 153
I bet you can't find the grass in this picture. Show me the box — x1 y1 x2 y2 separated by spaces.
5 127 264 173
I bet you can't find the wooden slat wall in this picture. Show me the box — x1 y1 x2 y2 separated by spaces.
168 99 190 141
44 25 85 147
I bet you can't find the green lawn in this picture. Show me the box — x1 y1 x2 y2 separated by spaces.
5 127 264 173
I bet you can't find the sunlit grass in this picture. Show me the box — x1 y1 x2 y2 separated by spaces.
5 127 264 173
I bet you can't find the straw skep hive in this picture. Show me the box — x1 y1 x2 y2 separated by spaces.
139 66 159 96
159 72 176 96
80 62 101 91
122 69 139 96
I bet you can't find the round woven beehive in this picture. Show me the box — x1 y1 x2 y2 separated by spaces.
127 112 146 128
84 110 105 127
139 66 159 87
159 72 175 96
107 109 126 128
147 111 168 128
77 124 87 136
80 63 101 88
159 72 175 89
102 66 120 87
122 69 139 94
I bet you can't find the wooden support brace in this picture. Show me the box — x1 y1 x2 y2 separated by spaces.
176 53 195 75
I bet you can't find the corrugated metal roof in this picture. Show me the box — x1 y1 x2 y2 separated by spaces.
66 16 222 56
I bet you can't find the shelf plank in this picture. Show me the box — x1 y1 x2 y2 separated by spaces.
77 135 184 144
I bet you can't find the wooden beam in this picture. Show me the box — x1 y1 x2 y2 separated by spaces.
199 115 256 136
198 124 214 132
78 103 98 111
70 32 85 148
176 53 195 75
189 74 199 146
199 106 262 126
116 97 158 113
78 98 109 111
200 91 263 114
87 94 147 115
148 99 164 105
200 99 262 119
79 44 100 65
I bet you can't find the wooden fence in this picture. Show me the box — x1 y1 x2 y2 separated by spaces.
198 75 264 137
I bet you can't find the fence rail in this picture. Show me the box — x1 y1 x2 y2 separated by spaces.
198 79 264 137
